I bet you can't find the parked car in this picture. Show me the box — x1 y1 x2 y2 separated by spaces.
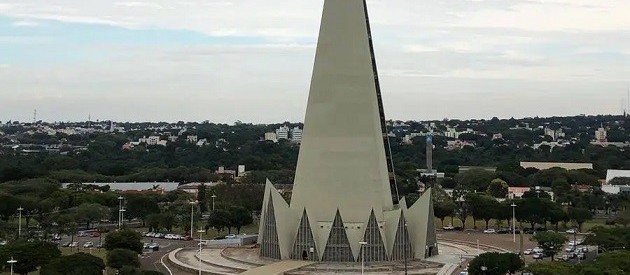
69 242 79 247
51 234 62 241
483 229 496 234
61 242 71 247
225 234 237 239
580 247 589 253
532 253 544 259
148 243 160 251
164 234 176 240
577 252 586 260
182 235 193 241
565 246 575 252
523 249 533 255
443 225 455 230
533 247 544 254
90 232 100 238
83 242 94 248
155 233 165 238
143 243 151 249
566 228 578 234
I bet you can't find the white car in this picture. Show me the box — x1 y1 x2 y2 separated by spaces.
533 247 544 254
83 242 94 248
164 234 176 240
69 242 79 247
443 225 455 230
524 249 533 255
532 253 544 259
565 246 575 252
225 234 237 239
483 229 496 234
566 228 577 234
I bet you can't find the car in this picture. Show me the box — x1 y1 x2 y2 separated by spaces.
51 234 62 241
0 240 7 246
83 242 94 248
69 242 78 247
533 247 544 254
443 225 455 230
154 233 165 238
143 243 151 249
565 246 575 252
146 232 156 238
532 253 544 259
225 234 237 239
181 235 193 241
566 228 578 234
90 232 100 238
148 243 160 251
164 234 175 240
459 272 469 275
61 242 71 247
580 247 589 253
577 252 585 260
524 249 533 255
483 229 496 234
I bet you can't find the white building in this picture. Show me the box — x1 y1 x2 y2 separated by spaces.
595 126 607 143
276 125 290 140
605 170 630 184
187 135 198 143
139 136 166 146
265 132 278 143
291 127 303 143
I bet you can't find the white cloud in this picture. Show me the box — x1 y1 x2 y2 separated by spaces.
0 0 629 122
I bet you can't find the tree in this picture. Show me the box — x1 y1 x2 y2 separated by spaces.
567 207 592 230
197 184 208 213
455 169 496 192
608 177 630 186
207 209 231 234
40 252 105 275
532 231 567 261
228 206 253 234
468 252 524 275
74 203 110 229
585 227 630 251
434 200 456 227
487 178 508 198
467 194 500 229
0 240 61 275
124 194 160 225
104 229 143 254
106 249 140 270
614 207 630 227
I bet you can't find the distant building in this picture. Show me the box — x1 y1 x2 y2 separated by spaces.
187 135 198 143
458 166 497 173
276 125 290 140
520 162 593 170
290 127 303 143
491 133 503 140
605 170 630 184
544 127 565 140
446 140 474 151
595 126 607 143
139 136 166 146
62 182 179 193
264 132 277 142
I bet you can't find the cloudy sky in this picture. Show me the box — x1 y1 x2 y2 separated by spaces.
0 0 629 123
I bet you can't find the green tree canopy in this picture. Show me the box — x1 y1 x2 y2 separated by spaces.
104 229 143 254
487 178 509 198
532 231 567 261
0 239 61 275
106 249 140 270
468 252 524 275
40 252 105 275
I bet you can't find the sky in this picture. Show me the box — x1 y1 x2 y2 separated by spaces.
0 0 629 123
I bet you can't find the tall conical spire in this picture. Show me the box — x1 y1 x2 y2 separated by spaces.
290 0 396 224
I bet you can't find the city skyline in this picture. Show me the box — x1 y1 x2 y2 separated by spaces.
1 0 629 123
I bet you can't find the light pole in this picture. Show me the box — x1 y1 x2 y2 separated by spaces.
197 229 205 275
7 257 17 275
120 208 126 229
211 194 217 211
117 196 124 230
190 201 198 237
403 223 408 275
17 206 23 237
359 241 368 275
511 203 517 243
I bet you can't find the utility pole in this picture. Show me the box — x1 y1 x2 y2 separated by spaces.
17 206 24 237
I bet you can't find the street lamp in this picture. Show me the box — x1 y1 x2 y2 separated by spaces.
190 201 198 238
359 241 368 275
197 229 205 275
7 257 17 275
119 208 126 229
117 196 124 230
511 203 517 243
17 206 23 237
211 194 217 211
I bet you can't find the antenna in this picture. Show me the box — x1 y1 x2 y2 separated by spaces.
33 109 37 123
